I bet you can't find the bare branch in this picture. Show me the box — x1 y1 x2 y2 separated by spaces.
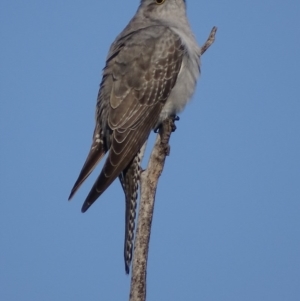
200 26 217 56
129 27 217 301
129 118 174 301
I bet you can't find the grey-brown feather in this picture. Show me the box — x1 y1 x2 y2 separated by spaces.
69 0 201 274
68 123 106 200
81 27 184 213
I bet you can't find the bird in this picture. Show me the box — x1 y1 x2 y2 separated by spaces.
68 0 201 274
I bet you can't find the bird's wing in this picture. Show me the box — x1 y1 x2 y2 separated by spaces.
68 41 119 200
68 122 106 200
68 32 133 201
81 26 184 213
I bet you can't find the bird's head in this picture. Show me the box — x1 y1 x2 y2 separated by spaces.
138 0 187 26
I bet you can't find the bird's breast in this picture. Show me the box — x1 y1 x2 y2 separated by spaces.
158 52 200 123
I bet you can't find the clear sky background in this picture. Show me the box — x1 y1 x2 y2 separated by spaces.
1 1 299 300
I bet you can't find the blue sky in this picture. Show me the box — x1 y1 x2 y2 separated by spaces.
1 0 299 300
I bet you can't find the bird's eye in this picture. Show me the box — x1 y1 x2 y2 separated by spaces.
155 0 165 4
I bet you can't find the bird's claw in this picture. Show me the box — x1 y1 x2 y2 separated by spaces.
171 115 180 132
154 126 160 133
154 115 179 133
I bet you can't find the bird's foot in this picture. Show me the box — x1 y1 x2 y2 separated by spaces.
154 125 160 133
154 115 179 133
170 115 180 132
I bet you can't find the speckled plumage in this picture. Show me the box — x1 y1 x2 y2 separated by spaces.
69 0 201 274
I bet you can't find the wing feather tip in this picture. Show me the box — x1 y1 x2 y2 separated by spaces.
81 204 89 213
68 193 73 201
68 181 81 201
81 190 101 213
68 189 75 201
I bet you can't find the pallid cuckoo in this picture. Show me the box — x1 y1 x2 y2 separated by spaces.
69 0 201 274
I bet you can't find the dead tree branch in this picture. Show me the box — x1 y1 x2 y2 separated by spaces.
200 26 217 56
129 26 217 301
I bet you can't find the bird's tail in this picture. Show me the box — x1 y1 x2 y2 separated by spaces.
119 152 142 274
